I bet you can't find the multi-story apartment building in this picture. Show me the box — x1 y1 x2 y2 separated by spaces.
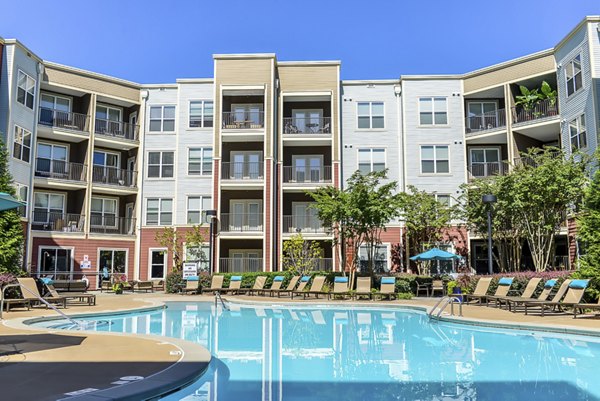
0 16 598 285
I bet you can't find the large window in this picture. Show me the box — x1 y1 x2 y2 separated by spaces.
98 250 127 279
36 143 68 176
570 114 587 150
359 245 389 273
189 101 213 128
17 70 36 109
13 126 31 163
566 54 582 97
187 196 212 224
358 148 385 174
14 184 28 218
95 105 122 135
357 102 384 129
33 192 64 223
421 145 449 174
148 151 174 178
146 198 173 226
149 106 175 132
39 248 73 279
150 250 167 279
188 148 212 176
91 197 117 227
39 93 71 125
185 244 210 272
419 97 448 125
466 102 498 130
469 148 501 177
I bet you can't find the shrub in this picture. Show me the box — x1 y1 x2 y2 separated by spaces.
396 292 412 300
166 271 184 294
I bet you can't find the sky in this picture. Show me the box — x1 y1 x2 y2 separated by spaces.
2 0 599 83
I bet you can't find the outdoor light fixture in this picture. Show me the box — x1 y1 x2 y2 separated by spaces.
482 195 497 275
205 210 217 273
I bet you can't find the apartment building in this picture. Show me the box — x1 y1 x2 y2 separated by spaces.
0 16 598 282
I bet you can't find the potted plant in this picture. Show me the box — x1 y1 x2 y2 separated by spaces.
112 274 127 294
540 81 558 116
514 85 541 121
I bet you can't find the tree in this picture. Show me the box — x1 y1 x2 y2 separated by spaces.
282 233 323 275
0 142 24 274
576 165 600 296
155 225 207 272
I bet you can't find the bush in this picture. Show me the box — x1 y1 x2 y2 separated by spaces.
396 292 412 300
166 271 184 294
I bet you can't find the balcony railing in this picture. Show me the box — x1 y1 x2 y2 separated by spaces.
92 166 137 188
283 166 332 183
282 258 333 272
95 118 139 141
465 109 506 134
34 158 87 182
31 212 84 232
89 216 136 235
467 162 507 179
38 107 89 132
513 150 562 168
219 213 263 232
283 215 327 234
222 111 264 129
511 98 559 125
220 258 263 273
283 117 331 134
221 162 264 180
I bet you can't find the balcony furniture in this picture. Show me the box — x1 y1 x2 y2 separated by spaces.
416 282 430 297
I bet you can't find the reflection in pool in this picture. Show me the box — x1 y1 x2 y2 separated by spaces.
39 302 600 401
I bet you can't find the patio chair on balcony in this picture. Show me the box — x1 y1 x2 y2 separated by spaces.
284 122 299 134
322 122 330 133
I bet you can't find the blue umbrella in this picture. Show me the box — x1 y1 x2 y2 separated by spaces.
0 192 25 212
410 248 462 261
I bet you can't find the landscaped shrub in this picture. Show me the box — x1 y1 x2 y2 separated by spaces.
396 292 413 300
166 271 184 294
460 271 572 296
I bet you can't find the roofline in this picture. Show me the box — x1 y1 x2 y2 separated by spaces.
342 79 400 85
461 48 555 79
0 36 4 45
140 83 178 89
213 53 276 60
3 39 43 63
175 78 214 84
400 74 462 81
555 15 600 52
277 60 341 66
43 61 141 88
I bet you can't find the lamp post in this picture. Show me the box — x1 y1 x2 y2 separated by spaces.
205 210 217 273
482 195 497 275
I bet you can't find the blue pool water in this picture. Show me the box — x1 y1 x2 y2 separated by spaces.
38 302 600 401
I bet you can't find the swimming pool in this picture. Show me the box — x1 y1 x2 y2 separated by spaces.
37 302 600 401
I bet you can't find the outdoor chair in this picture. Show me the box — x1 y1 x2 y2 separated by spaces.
483 277 515 306
291 276 312 299
17 278 67 309
222 276 243 295
462 277 493 304
416 281 430 297
200 275 225 294
268 276 300 297
523 279 587 317
431 280 445 297
133 280 154 293
262 276 284 296
573 292 600 318
492 278 541 310
152 279 165 291
304 276 327 299
0 289 30 312
329 276 352 300
182 276 200 295
45 284 96 306
374 277 397 300
354 277 372 300
505 279 558 312
239 276 267 296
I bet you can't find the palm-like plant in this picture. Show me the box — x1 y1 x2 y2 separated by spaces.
514 85 541 112
540 81 558 107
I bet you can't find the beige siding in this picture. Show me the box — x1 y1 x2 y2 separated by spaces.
464 55 556 93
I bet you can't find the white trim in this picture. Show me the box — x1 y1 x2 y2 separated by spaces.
148 248 168 280
144 197 174 226
186 146 213 177
12 124 32 164
356 147 387 173
188 99 214 129
40 92 72 112
355 101 385 130
565 52 583 98
37 246 75 279
419 144 451 175
417 96 449 126
16 69 36 110
146 150 175 179
90 196 119 229
32 191 66 223
186 194 213 225
97 248 129 285
147 104 176 133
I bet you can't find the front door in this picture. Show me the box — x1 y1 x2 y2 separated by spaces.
292 155 323 183
292 109 323 133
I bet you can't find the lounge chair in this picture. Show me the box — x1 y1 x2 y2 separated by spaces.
222 276 243 295
374 277 397 300
262 276 284 296
291 276 312 299
182 276 200 295
100 281 112 292
328 276 351 300
304 276 327 299
484 278 515 306
46 284 96 306
133 280 154 293
462 277 493 304
17 278 67 309
523 279 588 317
152 279 165 291
200 275 225 294
239 276 267 296
269 276 300 297
573 294 600 318
354 277 372 300
431 280 445 297
491 277 541 309
0 290 30 312
505 279 557 312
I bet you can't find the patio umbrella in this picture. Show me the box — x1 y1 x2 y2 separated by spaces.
410 248 462 261
0 192 24 212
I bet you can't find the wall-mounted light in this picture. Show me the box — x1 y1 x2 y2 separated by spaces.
394 86 401 96
557 63 562 69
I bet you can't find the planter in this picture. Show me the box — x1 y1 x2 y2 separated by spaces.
452 286 463 302
114 286 124 295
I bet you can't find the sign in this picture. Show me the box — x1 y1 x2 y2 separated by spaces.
80 261 92 270
182 262 198 279
83 255 89 262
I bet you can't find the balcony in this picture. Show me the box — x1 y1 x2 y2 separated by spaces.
39 107 90 133
92 166 137 189
467 162 507 180
89 216 136 236
283 215 327 234
34 158 87 183
283 166 332 185
221 162 264 181
282 258 333 272
31 212 84 233
94 118 139 141
221 111 264 130
513 150 562 168
465 109 506 136
219 258 263 273
283 117 331 135
511 98 559 126
219 213 263 233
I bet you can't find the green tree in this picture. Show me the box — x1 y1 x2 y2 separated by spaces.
0 142 25 274
155 225 207 272
282 233 323 275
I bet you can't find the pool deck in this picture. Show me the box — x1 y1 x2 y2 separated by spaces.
2 291 600 400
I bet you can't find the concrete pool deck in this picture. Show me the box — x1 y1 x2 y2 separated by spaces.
2 291 600 400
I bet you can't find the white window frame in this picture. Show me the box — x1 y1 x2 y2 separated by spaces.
147 151 174 179
41 92 72 112
148 248 168 279
187 147 212 176
356 101 385 130
420 145 450 174
189 100 214 128
38 246 74 279
565 54 583 97
90 196 119 228
149 105 176 132
33 191 65 223
97 248 129 281
357 148 386 174
418 97 448 126
16 70 36 110
569 114 587 150
145 198 173 226
186 195 212 225
13 125 32 163
358 243 390 272
14 183 28 218
468 147 501 177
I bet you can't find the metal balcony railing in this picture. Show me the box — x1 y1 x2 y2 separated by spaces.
221 162 264 180
31 212 84 232
34 158 87 182
219 213 263 232
513 150 562 168
467 162 507 179
222 111 264 129
465 109 506 134
283 215 327 234
89 216 136 235
38 107 89 132
511 98 559 125
283 117 332 134
282 258 333 272
94 118 139 141
220 258 263 273
282 166 332 183
92 165 137 188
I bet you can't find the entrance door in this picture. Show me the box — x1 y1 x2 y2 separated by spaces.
125 203 134 234
292 155 323 183
292 109 323 133
128 112 138 139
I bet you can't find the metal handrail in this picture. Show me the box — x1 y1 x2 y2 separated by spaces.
428 296 463 320
214 291 229 310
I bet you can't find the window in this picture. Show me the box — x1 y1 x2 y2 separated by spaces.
150 250 167 279
149 106 175 132
188 148 212 176
91 197 118 227
419 97 448 125
566 54 583 97
36 143 67 176
466 102 498 130
432 193 451 207
39 248 73 279
421 145 449 174
17 70 35 109
469 148 501 177
357 102 384 129
359 245 389 273
98 250 127 280
146 198 173 226
185 244 210 272
92 150 120 183
291 155 323 182
39 93 71 125
95 105 123 135
358 148 385 174
189 101 213 128
187 196 212 224
33 192 65 223
570 114 587 150
148 151 174 178
14 184 28 218
12 126 31 163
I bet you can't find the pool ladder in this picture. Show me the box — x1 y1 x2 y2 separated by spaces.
428 296 463 320
214 291 230 311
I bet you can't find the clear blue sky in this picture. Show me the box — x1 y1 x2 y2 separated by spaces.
2 0 598 83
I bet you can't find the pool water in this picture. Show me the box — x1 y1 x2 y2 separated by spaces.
40 302 600 401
